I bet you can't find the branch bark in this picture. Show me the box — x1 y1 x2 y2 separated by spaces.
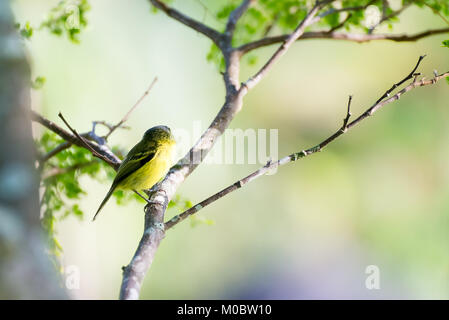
21 0 449 301
31 110 121 170
119 199 167 300
243 4 322 90
119 1 330 300
166 59 449 229
100 0 448 300
238 28 449 54
149 0 222 46
104 77 157 140
225 0 254 36
42 161 97 181
39 141 72 163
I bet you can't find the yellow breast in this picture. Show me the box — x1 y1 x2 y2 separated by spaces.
120 142 176 191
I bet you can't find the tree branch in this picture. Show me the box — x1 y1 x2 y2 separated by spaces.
39 141 72 163
156 2 326 207
319 0 376 18
242 4 322 90
225 0 254 36
238 27 449 54
31 111 121 170
119 0 448 300
120 2 337 300
42 161 97 181
149 0 221 46
36 79 156 166
104 77 157 140
342 95 352 131
165 58 449 229
369 3 411 32
423 3 449 27
119 195 168 300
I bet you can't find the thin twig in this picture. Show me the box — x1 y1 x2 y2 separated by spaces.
262 13 279 37
342 95 352 131
149 0 221 46
319 0 376 18
328 12 353 33
105 77 158 140
423 3 449 27
39 141 72 163
243 4 322 90
226 0 254 36
237 27 449 54
93 121 130 132
31 111 121 169
38 129 113 165
165 58 449 229
374 55 425 105
120 0 449 300
195 0 226 26
369 3 411 33
58 112 106 159
42 161 97 180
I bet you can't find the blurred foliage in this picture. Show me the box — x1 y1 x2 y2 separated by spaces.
40 0 90 43
16 0 90 43
31 76 46 90
167 194 193 211
21 0 449 297
196 0 449 68
36 132 107 270
443 40 449 84
36 131 193 270
190 214 216 228
15 21 33 38
167 194 214 228
36 132 146 269
413 0 449 15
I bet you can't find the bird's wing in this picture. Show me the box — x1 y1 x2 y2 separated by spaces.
113 140 157 186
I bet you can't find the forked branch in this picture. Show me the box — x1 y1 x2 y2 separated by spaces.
238 28 449 54
165 57 449 229
148 0 221 46
243 4 322 90
226 0 254 36
120 0 449 300
31 111 121 169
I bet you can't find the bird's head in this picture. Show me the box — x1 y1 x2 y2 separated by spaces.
142 125 175 145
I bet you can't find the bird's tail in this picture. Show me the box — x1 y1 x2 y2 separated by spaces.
92 185 116 221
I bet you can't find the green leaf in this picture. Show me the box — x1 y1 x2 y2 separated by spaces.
217 3 238 20
19 21 33 39
72 204 84 218
39 0 91 43
31 76 46 90
112 189 124 203
246 54 258 66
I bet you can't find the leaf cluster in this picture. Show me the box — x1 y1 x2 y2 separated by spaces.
16 0 90 43
204 0 449 68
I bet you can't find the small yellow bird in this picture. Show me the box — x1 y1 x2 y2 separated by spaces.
93 125 176 220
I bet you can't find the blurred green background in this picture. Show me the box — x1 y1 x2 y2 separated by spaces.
12 0 449 299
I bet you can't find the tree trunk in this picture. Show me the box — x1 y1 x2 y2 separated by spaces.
0 0 65 299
